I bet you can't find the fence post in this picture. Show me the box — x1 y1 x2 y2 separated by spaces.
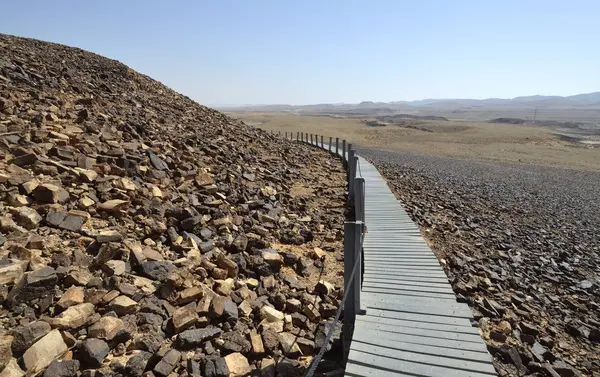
335 138 339 155
320 135 324 148
285 131 287 139
343 221 356 355
348 148 355 199
342 140 347 165
353 221 362 317
296 132 299 141
329 137 332 152
354 177 365 224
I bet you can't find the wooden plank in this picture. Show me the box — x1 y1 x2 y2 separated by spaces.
346 349 495 377
350 341 497 374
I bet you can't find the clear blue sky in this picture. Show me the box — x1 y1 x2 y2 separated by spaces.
3 1 599 105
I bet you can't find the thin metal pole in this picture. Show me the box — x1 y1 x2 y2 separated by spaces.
335 138 339 155
329 137 332 152
320 135 324 148
296 132 299 141
348 149 355 199
342 140 347 165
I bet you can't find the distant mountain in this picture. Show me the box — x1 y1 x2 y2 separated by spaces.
219 92 600 112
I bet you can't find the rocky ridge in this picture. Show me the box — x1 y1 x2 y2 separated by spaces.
0 34 347 376
360 148 600 377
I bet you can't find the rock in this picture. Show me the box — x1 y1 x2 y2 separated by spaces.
314 280 335 295
260 358 276 377
96 230 122 243
175 327 222 349
33 183 69 204
153 349 181 377
176 286 203 305
9 266 57 304
125 351 151 376
81 338 109 368
260 306 284 322
172 302 198 332
88 316 124 340
296 338 315 355
279 332 302 358
22 329 68 375
250 331 265 355
50 302 95 329
0 336 13 372
10 321 51 354
102 260 126 276
0 358 25 377
311 247 326 259
97 199 128 212
109 295 138 315
42 360 80 377
56 286 85 310
12 207 42 229
521 321 540 336
224 352 251 377
0 260 24 286
214 357 229 377
140 261 175 282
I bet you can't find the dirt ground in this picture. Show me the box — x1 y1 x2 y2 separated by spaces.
229 112 600 172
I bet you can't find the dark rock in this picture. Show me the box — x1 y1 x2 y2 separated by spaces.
140 261 175 282
175 327 222 349
43 359 80 377
153 349 181 377
125 351 152 376
81 338 110 368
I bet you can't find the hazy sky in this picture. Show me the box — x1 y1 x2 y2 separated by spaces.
3 1 599 105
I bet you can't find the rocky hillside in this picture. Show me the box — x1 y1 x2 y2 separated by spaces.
0 34 347 377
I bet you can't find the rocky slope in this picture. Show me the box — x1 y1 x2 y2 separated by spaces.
0 34 347 377
360 148 600 377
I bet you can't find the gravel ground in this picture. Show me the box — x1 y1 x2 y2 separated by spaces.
358 147 600 377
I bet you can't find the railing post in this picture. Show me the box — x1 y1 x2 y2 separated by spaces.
285 131 287 139
278 131 281 136
348 149 355 199
301 132 304 142
329 137 332 152
320 135 324 148
335 138 339 155
310 134 313 145
342 140 347 165
354 177 365 224
343 221 356 355
353 221 362 317
296 132 299 141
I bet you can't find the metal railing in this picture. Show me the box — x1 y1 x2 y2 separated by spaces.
278 130 366 365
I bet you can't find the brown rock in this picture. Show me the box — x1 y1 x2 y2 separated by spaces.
87 316 124 340
109 295 138 315
0 335 13 372
224 352 252 377
172 302 198 333
0 358 25 377
56 286 85 310
22 329 68 375
33 183 69 204
12 207 42 229
50 303 95 329
97 199 128 213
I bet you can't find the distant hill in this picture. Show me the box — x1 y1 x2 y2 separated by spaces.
220 92 600 111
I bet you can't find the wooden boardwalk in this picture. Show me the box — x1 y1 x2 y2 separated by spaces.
295 136 496 376
344 156 496 377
